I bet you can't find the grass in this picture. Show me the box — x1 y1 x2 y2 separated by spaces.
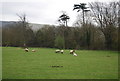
2 47 118 79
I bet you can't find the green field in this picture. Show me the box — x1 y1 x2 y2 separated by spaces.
2 47 118 79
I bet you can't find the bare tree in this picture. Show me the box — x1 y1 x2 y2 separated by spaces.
17 13 30 47
117 1 120 51
89 1 119 49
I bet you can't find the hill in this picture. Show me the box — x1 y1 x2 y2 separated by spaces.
0 21 45 31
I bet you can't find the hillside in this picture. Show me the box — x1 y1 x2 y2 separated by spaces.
0 21 45 31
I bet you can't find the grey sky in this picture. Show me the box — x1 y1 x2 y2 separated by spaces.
0 0 115 26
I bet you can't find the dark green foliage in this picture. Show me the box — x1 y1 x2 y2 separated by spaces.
54 35 65 49
2 22 34 47
2 23 118 50
35 25 55 48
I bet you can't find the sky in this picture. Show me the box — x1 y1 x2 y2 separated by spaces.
0 0 116 26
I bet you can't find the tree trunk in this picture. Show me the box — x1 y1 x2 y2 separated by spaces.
82 10 85 25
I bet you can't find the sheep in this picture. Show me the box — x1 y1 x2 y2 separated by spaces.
60 50 64 54
70 50 75 54
73 52 77 56
24 48 29 52
32 49 36 52
55 49 60 53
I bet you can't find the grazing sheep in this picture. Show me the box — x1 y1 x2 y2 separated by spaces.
32 49 36 52
60 50 64 54
70 50 75 54
24 48 29 52
55 49 60 53
73 52 77 56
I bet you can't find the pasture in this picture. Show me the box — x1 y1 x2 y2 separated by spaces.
2 47 118 79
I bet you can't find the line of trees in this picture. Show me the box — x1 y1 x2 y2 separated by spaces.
2 1 120 51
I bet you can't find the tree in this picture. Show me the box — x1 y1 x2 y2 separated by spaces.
73 3 90 25
2 20 34 47
36 25 55 47
17 13 30 47
118 1 120 51
2 14 34 47
57 12 70 49
58 12 70 27
89 1 119 50
55 35 65 49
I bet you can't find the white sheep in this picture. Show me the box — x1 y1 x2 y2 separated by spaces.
73 52 77 56
60 50 64 54
32 49 36 52
55 49 60 53
70 50 75 54
24 48 29 52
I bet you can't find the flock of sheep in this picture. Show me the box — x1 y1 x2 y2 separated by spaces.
24 48 36 52
24 48 77 56
55 49 78 56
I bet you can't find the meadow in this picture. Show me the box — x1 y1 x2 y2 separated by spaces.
2 47 118 79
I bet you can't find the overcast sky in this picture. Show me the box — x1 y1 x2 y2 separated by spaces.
0 0 115 26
